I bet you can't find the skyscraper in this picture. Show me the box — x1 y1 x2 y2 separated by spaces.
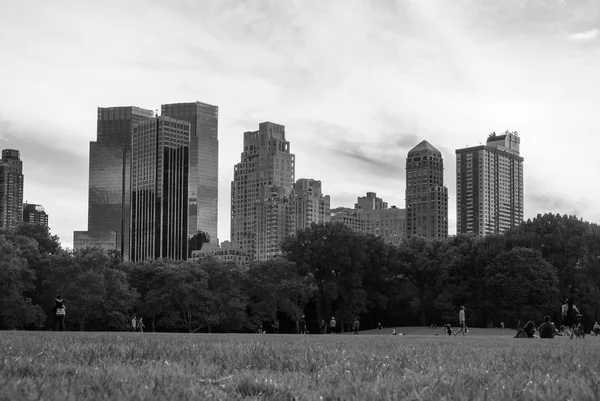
292 178 331 231
0 149 24 230
405 140 448 239
130 116 190 262
456 131 524 236
74 106 153 256
23 203 49 226
231 122 295 260
161 102 219 247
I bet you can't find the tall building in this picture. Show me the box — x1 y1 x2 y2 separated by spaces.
23 203 48 226
292 178 331 231
456 131 524 236
231 122 295 260
331 192 405 246
405 140 448 239
74 106 153 255
0 149 24 230
256 186 296 260
130 116 190 262
161 102 219 247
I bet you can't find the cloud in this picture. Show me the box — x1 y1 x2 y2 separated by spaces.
566 28 599 41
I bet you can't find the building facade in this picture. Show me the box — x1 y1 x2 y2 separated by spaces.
456 131 524 236
0 149 24 230
405 140 448 239
23 203 49 226
74 106 154 256
130 116 190 262
230 122 295 261
161 102 219 247
190 241 251 267
331 192 405 246
292 178 331 231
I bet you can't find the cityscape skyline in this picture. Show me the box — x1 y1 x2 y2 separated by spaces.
1 1 599 249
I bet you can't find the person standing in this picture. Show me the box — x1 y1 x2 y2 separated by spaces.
273 319 280 334
562 298 580 335
320 319 326 334
131 315 137 332
329 317 337 334
299 315 307 334
378 322 383 334
454 306 467 336
352 318 360 334
53 296 66 331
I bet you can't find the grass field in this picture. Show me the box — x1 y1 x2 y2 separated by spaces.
2 328 600 400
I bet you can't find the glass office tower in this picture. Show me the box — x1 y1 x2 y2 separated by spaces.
74 106 154 257
161 102 219 249
130 116 190 262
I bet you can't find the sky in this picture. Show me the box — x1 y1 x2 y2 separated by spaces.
1 0 599 249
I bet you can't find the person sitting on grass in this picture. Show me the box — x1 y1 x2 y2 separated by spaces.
538 316 555 339
515 320 536 338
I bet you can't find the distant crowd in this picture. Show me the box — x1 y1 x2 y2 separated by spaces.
50 294 598 339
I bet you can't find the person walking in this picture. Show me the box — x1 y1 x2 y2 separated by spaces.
378 322 383 334
454 306 467 336
53 296 66 331
329 317 337 334
320 319 326 334
273 319 280 334
131 315 137 332
352 318 360 334
136 317 145 332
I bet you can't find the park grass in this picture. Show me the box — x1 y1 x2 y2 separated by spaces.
1 329 600 400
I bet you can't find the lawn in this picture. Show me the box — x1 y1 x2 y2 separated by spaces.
1 329 600 400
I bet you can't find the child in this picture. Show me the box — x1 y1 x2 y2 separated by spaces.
445 323 452 336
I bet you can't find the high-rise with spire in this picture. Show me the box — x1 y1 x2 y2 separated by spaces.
405 140 448 239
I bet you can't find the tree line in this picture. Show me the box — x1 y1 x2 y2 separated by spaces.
2 213 600 332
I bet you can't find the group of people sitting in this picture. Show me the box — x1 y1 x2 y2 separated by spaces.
515 297 586 339
516 316 557 338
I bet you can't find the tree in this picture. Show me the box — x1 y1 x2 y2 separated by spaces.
198 258 247 332
282 222 370 324
481 247 559 325
0 235 46 329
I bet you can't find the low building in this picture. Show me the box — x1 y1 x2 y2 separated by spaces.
331 192 406 246
190 241 251 267
23 203 49 226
